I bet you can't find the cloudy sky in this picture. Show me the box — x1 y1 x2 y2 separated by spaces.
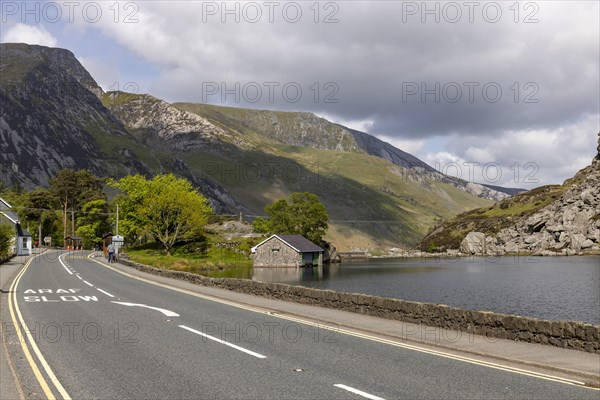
1 1 598 189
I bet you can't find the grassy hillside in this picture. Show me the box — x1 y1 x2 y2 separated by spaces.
174 102 362 152
180 138 492 250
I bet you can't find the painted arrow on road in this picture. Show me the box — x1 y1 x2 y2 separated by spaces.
111 301 180 317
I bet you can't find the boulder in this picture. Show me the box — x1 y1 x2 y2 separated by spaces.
580 189 596 205
570 233 589 251
524 235 538 244
546 224 564 233
559 232 571 244
504 242 520 253
526 215 547 233
460 232 486 255
581 239 594 249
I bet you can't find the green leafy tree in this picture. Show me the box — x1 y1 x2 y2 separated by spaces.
49 169 106 239
112 174 212 255
76 199 111 248
0 223 15 261
253 192 328 243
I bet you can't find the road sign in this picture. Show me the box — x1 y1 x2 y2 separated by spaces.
112 235 124 244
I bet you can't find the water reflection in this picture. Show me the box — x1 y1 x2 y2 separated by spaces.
253 264 341 283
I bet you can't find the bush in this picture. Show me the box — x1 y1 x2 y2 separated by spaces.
0 223 15 262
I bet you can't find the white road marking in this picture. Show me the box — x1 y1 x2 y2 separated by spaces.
96 288 115 298
111 301 180 317
334 384 385 400
76 275 82 280
58 255 73 275
83 280 94 287
179 325 267 359
89 254 595 389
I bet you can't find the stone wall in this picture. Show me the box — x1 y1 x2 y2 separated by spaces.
119 259 600 353
253 236 303 267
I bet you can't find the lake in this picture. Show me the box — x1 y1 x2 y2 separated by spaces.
212 255 600 324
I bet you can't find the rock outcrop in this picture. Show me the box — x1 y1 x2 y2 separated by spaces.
105 93 247 151
0 43 142 188
455 133 600 256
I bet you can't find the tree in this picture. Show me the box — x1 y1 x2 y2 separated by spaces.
253 192 328 243
49 169 106 239
0 223 15 261
76 199 111 248
112 174 212 255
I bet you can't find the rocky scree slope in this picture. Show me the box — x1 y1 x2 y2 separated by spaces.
421 133 600 256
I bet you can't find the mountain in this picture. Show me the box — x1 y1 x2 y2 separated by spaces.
0 43 246 213
420 133 600 256
173 103 514 202
107 96 495 248
0 43 142 185
1 43 508 250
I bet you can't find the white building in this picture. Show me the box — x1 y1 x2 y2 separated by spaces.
0 197 32 256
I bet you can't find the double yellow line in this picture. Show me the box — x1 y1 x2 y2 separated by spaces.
7 254 71 400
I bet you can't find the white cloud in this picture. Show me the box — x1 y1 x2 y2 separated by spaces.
315 112 375 133
2 24 57 47
422 115 599 189
77 56 121 92
376 135 425 155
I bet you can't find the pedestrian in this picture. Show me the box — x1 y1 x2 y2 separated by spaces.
107 243 115 263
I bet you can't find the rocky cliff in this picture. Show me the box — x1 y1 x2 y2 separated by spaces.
0 43 147 188
421 133 600 256
104 93 247 151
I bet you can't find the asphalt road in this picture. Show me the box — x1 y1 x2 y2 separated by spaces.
4 250 599 399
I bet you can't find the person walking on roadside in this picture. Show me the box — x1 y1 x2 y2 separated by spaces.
107 243 115 263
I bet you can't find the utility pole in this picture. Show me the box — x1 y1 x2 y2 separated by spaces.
116 204 119 235
63 203 67 242
38 223 41 249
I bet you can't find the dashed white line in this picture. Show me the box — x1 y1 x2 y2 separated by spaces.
76 275 83 280
83 280 94 287
179 325 267 359
96 288 115 298
334 384 385 400
58 255 73 275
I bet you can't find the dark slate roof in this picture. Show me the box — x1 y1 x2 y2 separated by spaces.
17 224 32 237
0 197 12 211
276 235 324 252
0 210 19 224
